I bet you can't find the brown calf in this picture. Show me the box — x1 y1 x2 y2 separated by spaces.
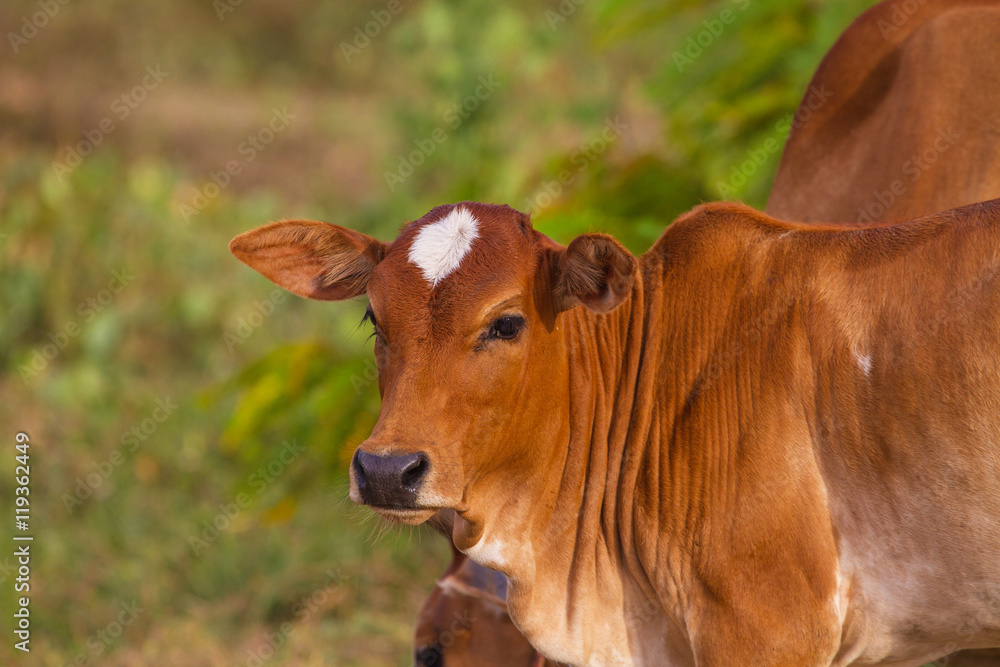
414 544 543 667
232 197 1000 665
415 512 553 667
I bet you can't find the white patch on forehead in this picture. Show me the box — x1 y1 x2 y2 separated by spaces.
407 207 480 286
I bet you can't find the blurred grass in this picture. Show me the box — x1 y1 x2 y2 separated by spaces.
0 0 876 665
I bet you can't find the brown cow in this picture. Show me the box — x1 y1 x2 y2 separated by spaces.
769 4 1000 664
767 0 1000 225
232 197 1000 666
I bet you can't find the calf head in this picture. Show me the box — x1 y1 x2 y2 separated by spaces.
230 202 635 525
414 547 540 667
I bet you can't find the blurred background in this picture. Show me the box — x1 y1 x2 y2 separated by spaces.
0 0 875 664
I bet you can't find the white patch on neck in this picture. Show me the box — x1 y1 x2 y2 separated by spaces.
856 353 872 375
462 531 507 571
437 577 507 608
408 207 480 286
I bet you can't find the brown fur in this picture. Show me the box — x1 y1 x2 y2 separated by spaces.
229 220 386 300
403 3 1000 662
414 545 547 667
555 234 636 314
416 511 557 667
768 0 1000 224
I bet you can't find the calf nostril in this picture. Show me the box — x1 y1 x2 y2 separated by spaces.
401 453 429 489
351 450 367 490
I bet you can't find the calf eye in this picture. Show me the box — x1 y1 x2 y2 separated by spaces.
488 315 524 341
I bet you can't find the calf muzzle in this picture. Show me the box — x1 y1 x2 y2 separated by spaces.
352 449 430 507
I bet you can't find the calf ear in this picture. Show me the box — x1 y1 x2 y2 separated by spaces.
230 220 387 301
553 233 636 314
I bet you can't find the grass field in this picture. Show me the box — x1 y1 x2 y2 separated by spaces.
0 1 880 664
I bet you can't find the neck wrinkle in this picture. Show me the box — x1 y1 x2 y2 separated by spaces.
499 253 707 663
610 259 666 606
537 263 660 652
616 249 714 650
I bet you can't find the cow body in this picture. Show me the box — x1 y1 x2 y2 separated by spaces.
768 0 1000 225
766 3 1000 663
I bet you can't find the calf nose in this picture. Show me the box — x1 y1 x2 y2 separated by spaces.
414 644 443 667
352 450 430 507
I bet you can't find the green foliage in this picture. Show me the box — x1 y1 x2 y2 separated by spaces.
592 0 877 204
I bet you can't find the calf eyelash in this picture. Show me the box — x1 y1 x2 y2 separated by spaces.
361 308 379 341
